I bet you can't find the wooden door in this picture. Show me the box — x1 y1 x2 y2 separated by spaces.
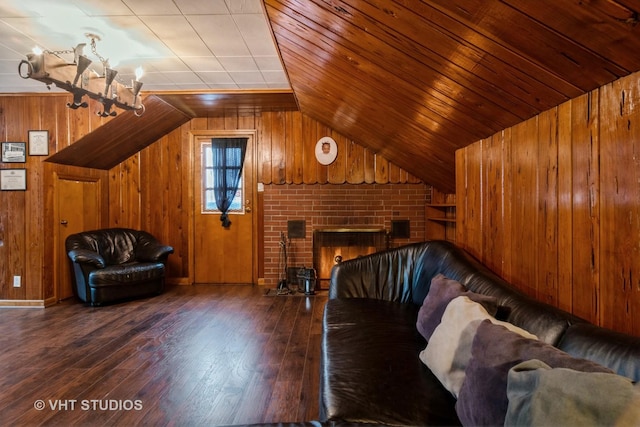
56 177 100 300
193 131 256 284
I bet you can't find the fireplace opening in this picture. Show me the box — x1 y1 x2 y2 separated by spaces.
313 228 388 289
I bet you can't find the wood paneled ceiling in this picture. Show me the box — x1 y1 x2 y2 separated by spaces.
263 0 640 192
156 90 299 117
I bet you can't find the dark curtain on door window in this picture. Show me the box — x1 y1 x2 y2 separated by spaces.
211 137 248 228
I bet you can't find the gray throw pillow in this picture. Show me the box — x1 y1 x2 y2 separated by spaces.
420 296 536 398
416 273 498 341
456 320 613 427
505 359 640 427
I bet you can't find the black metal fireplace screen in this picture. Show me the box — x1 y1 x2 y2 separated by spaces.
313 228 388 288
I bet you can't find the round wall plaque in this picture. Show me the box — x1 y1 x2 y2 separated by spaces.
315 136 338 165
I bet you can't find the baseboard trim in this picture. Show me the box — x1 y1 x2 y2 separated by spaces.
0 299 46 308
44 296 58 307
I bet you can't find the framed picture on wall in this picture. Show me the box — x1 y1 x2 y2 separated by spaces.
28 130 49 156
1 142 26 163
0 168 27 190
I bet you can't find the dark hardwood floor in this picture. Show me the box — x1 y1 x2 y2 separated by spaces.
0 285 327 426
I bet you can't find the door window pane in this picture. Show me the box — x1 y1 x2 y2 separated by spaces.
201 143 244 213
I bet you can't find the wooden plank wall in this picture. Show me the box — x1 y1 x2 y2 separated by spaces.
0 94 110 304
0 97 420 302
109 111 421 286
258 112 420 185
456 71 640 336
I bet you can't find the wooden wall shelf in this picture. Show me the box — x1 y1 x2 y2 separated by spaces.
425 196 456 242
426 217 457 223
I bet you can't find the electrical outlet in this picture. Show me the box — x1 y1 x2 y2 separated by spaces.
13 276 21 287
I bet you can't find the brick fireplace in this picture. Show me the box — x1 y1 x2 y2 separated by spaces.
261 183 428 288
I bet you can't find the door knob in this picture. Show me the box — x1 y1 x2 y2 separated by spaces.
60 220 68 225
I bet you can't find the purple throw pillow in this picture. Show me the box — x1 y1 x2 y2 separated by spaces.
456 320 613 427
416 274 498 341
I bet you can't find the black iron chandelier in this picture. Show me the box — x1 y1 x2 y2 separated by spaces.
18 33 145 117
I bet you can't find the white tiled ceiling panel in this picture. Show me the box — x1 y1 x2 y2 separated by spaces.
0 0 290 93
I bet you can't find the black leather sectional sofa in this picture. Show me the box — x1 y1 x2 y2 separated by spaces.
319 240 640 426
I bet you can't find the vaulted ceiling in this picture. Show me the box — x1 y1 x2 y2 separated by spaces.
5 1 640 192
262 0 640 191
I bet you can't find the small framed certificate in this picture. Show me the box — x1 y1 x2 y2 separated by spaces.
0 168 27 190
1 142 26 163
28 130 49 156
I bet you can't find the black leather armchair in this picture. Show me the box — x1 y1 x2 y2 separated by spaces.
65 228 174 306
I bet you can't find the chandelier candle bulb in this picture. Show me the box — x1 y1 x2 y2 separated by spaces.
132 66 144 102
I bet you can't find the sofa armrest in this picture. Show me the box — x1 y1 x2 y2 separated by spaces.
136 244 174 262
67 249 106 268
133 231 174 262
557 323 640 382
